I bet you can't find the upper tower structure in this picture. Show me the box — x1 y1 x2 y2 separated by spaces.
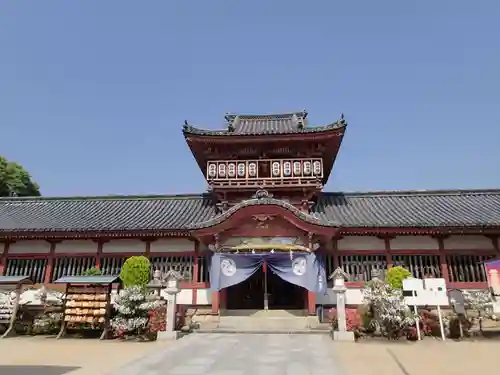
183 110 347 203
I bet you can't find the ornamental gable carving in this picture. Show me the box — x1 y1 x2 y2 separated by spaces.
221 216 306 239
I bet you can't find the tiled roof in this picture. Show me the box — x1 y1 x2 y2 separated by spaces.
182 111 346 136
0 195 217 233
1 189 499 234
314 189 500 228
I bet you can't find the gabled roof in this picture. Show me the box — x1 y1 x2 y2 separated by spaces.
0 189 499 235
182 111 346 137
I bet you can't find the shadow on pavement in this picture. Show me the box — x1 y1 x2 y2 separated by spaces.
0 366 80 375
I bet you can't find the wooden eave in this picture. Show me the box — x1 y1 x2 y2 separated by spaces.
186 128 346 185
0 229 192 241
184 126 345 144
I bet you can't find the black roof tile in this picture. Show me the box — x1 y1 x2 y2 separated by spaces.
182 111 346 136
1 189 499 234
314 189 500 228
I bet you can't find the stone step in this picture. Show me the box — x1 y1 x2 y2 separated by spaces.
221 309 308 318
195 328 329 335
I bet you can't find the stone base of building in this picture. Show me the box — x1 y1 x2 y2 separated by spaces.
157 331 181 341
333 330 355 342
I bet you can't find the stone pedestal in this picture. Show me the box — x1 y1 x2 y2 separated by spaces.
333 330 355 341
330 267 355 342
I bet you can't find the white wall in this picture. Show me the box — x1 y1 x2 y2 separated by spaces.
102 239 145 253
390 236 438 250
8 240 51 254
444 235 493 250
337 236 385 251
150 239 195 253
56 240 97 254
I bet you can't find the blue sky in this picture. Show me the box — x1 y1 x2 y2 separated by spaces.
1 1 499 196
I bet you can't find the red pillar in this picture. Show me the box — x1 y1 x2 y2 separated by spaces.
44 241 57 285
0 242 8 276
307 291 315 314
211 291 219 314
95 241 103 269
437 236 450 283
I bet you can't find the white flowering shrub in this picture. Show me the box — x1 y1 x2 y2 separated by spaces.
463 290 493 332
110 286 163 337
362 279 414 339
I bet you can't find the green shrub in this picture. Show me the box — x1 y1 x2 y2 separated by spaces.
82 266 102 276
120 256 151 288
385 266 412 289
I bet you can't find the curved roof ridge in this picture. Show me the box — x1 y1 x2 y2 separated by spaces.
189 196 339 229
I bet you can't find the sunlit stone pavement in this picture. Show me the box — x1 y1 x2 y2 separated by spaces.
111 333 340 375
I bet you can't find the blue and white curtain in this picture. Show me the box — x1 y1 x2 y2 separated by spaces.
210 252 327 294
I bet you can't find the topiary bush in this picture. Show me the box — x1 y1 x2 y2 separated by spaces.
120 256 151 288
82 266 102 276
385 266 412 290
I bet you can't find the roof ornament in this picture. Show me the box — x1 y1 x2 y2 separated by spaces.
253 189 273 199
340 113 344 120
183 120 189 131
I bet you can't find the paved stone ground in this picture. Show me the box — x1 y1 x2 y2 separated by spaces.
111 333 340 375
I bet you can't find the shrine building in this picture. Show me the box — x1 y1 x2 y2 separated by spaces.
1 111 500 315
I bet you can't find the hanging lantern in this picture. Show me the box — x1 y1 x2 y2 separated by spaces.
283 161 291 176
237 163 246 177
227 163 236 178
313 161 322 176
218 163 226 178
248 162 257 177
303 161 312 175
293 161 301 176
208 163 217 178
271 161 281 177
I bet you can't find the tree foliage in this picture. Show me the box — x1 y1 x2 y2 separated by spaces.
0 156 40 197
385 266 412 290
82 267 102 276
120 256 151 288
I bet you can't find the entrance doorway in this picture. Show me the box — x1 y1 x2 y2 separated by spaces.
267 269 305 310
225 265 306 310
226 267 264 310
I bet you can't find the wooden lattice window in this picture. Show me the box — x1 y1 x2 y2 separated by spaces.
100 257 126 276
446 254 495 283
392 254 441 279
51 256 96 281
197 255 210 283
340 255 387 282
5 258 48 284
150 255 194 281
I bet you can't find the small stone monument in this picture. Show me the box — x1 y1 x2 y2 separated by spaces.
329 267 354 342
157 269 183 341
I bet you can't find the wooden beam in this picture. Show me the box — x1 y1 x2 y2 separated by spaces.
0 242 9 276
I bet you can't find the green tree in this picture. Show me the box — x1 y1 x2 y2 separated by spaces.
82 267 102 276
120 256 151 288
385 266 412 290
0 156 41 197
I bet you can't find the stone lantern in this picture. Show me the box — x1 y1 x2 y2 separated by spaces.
329 267 354 342
161 269 183 340
146 269 184 341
